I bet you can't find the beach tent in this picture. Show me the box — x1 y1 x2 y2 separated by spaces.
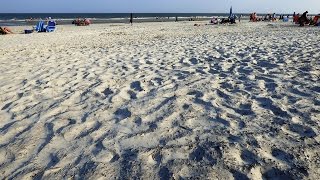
313 15 320 26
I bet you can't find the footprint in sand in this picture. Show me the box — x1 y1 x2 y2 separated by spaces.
101 88 114 97
234 103 254 116
286 123 316 138
150 77 163 86
130 81 143 92
240 149 258 165
148 150 162 165
189 58 199 65
118 149 140 178
271 148 294 164
187 90 214 110
127 90 137 99
230 169 249 180
174 71 191 80
114 108 132 122
254 97 289 118
187 90 203 98
188 142 221 166
262 167 293 180
159 166 172 180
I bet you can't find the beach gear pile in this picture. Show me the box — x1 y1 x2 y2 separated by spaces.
293 12 320 27
32 20 56 33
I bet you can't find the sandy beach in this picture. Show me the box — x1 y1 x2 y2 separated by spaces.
0 21 319 179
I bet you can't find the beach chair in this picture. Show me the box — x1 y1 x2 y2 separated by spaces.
46 21 56 32
34 21 45 32
313 16 320 26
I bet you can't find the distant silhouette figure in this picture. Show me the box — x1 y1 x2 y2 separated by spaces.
130 13 133 25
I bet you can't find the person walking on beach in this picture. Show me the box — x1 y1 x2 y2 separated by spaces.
130 13 133 25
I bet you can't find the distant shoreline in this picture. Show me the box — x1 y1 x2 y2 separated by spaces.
0 17 215 26
0 12 299 26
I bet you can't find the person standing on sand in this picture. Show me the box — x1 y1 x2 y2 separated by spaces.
130 13 133 25
272 13 276 21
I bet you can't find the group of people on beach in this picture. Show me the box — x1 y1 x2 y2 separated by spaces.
0 18 56 35
72 18 91 26
200 15 236 26
248 11 320 26
250 13 280 22
250 12 259 22
1 11 320 35
293 11 320 26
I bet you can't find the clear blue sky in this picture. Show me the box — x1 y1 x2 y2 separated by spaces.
1 0 319 14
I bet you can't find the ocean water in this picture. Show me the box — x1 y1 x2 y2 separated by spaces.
0 13 234 20
0 13 235 26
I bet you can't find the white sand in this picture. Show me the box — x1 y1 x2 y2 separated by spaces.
0 21 319 179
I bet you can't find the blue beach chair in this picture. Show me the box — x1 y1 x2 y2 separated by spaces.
34 21 45 32
46 21 56 32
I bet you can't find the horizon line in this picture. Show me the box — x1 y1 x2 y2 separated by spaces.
0 12 307 14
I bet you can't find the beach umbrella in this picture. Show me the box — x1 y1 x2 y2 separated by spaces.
229 6 233 17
